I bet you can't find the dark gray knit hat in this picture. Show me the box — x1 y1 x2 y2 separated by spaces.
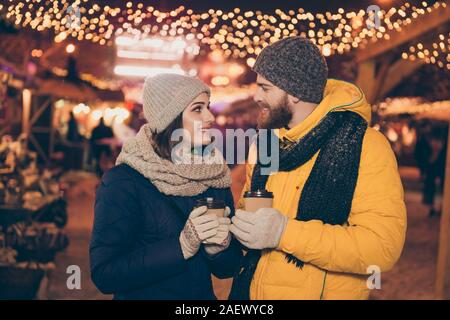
253 36 328 104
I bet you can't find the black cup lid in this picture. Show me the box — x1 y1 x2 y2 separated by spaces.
195 197 225 209
244 190 274 198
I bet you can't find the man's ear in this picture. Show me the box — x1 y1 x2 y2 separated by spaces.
287 94 301 105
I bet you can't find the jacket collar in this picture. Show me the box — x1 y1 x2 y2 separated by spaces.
277 79 371 143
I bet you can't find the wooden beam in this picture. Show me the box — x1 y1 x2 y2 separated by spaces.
49 99 56 160
28 133 50 164
436 122 450 299
29 97 52 126
0 57 20 74
355 55 391 104
378 59 426 98
370 56 391 103
355 60 376 103
356 4 450 63
22 88 32 137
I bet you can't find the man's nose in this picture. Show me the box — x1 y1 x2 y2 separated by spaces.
253 88 263 104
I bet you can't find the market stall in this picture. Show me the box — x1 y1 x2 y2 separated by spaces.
0 135 68 299
376 97 450 298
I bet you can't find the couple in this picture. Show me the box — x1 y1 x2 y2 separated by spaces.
90 37 407 300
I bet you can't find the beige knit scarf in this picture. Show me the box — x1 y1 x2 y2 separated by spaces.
116 124 231 196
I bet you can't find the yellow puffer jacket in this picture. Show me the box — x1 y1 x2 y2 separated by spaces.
237 79 407 300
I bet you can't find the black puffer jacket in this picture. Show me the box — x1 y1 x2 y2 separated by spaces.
90 163 242 300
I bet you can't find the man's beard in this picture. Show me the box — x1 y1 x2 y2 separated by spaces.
257 102 293 130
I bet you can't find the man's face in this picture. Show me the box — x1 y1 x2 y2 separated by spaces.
254 74 293 129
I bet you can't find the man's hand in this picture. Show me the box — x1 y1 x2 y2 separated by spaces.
230 208 288 250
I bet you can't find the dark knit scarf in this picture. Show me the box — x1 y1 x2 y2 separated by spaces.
229 111 368 300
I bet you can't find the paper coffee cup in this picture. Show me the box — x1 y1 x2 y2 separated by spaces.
243 190 274 212
195 197 225 217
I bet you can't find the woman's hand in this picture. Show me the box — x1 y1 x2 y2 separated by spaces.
179 206 219 259
203 206 232 256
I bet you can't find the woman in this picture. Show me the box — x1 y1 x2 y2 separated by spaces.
90 74 242 299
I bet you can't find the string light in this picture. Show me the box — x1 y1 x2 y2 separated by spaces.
378 98 450 116
0 0 447 63
65 43 75 54
402 32 450 69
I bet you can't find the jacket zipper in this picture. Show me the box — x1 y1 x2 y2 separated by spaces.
255 171 291 299
254 82 364 299
319 270 327 300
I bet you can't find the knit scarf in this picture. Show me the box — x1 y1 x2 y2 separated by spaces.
229 111 368 300
116 124 231 196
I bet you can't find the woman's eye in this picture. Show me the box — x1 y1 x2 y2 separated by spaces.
193 107 202 112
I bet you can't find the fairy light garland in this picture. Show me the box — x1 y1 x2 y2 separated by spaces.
0 0 448 65
402 32 450 69
378 97 450 116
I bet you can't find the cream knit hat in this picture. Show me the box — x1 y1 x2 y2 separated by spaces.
142 73 211 133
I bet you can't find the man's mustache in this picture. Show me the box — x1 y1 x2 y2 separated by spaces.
256 102 270 110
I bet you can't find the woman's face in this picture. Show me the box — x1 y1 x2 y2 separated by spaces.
182 92 215 147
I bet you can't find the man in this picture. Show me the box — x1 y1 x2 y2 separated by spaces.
229 37 407 300
90 117 114 175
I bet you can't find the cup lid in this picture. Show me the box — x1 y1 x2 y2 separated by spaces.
195 197 225 209
244 190 274 198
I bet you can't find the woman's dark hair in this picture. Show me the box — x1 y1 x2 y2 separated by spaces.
151 113 184 160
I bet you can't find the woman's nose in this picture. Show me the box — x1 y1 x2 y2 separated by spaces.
204 108 215 124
